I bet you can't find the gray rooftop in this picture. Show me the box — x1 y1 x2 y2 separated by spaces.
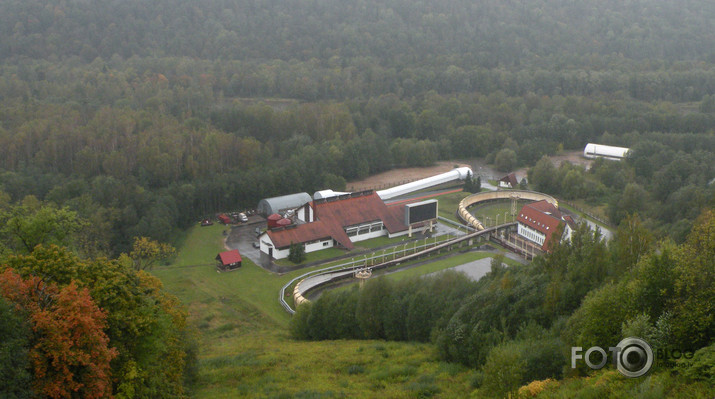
257 192 312 216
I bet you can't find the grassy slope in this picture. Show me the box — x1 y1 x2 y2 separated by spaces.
152 224 476 398
152 219 708 398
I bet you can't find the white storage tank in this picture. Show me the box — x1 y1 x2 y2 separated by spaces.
377 167 473 200
583 143 630 160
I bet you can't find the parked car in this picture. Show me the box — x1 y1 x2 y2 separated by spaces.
238 212 248 222
252 242 260 249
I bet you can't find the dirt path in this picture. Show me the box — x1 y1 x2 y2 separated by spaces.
347 151 590 192
346 161 472 191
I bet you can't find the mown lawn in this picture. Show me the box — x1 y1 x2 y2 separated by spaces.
152 225 477 398
435 190 471 222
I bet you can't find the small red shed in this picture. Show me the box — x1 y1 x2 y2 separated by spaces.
216 249 242 271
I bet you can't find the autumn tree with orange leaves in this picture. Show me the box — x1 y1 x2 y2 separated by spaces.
0 269 117 399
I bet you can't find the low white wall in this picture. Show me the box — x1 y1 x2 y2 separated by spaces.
305 239 333 253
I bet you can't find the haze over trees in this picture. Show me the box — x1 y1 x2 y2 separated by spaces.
0 0 712 254
292 211 715 397
0 0 713 395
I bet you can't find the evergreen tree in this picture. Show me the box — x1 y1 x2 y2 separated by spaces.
288 242 306 264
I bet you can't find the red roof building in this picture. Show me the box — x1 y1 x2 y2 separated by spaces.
498 173 519 189
259 191 410 259
216 249 242 271
516 200 575 252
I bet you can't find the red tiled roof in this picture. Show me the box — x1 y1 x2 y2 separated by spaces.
518 200 564 251
216 249 242 265
266 191 407 249
563 215 577 229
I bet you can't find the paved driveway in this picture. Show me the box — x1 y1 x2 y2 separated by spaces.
225 221 266 265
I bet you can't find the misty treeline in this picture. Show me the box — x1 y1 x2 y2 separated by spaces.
291 212 715 397
0 0 714 256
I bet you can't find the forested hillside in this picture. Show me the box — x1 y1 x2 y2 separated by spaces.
0 1 713 397
0 0 714 254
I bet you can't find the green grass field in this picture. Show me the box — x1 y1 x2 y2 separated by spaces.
467 199 531 227
435 190 471 222
152 225 478 398
152 223 708 398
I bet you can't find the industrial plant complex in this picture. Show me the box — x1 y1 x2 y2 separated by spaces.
225 146 617 268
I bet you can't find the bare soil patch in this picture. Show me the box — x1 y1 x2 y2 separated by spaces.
346 161 471 191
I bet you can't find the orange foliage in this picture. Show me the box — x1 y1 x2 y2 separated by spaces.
0 269 117 399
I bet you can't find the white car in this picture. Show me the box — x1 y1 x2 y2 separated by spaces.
238 213 248 222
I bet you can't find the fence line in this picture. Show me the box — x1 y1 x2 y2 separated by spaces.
281 223 517 314
557 198 613 228
279 235 460 314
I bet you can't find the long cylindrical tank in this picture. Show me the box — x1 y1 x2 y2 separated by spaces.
376 167 473 200
583 143 630 160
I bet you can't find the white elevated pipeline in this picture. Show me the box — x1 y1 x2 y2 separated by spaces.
376 167 473 200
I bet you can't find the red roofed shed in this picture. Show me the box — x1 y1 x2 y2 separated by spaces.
216 249 242 271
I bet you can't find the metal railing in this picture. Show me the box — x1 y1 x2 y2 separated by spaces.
280 222 517 314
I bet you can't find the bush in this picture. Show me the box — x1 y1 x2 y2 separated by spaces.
677 343 715 385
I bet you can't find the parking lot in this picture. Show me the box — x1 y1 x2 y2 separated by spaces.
225 217 267 266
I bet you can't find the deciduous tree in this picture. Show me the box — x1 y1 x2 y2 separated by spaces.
0 269 116 399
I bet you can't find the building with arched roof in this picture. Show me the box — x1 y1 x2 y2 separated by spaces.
257 192 312 216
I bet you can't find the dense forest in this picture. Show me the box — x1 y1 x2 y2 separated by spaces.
292 212 714 397
0 0 713 254
0 0 714 396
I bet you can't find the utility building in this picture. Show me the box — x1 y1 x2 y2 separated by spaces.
516 200 576 252
257 192 312 216
258 190 435 260
498 173 518 189
216 249 242 271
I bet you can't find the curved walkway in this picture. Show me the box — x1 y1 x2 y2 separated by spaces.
282 189 557 314
457 190 558 230
283 223 516 313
